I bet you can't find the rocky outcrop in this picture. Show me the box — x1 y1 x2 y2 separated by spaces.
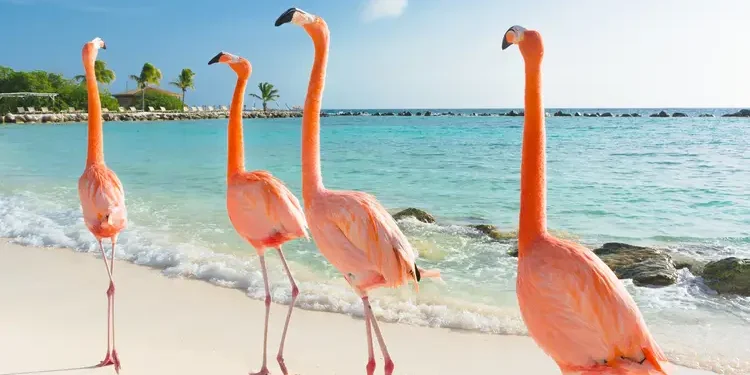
702 257 750 296
699 114 714 117
722 109 750 117
592 243 677 287
600 112 614 117
391 208 436 224
469 224 515 241
553 110 572 117
650 111 670 118
672 112 688 117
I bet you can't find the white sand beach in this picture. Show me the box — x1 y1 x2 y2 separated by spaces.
0 239 718 375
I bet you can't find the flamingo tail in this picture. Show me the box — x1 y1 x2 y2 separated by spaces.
416 266 441 281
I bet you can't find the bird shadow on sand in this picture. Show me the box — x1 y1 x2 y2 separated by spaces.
0 364 99 375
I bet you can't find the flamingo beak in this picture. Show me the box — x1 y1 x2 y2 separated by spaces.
502 25 526 50
208 52 225 65
101 42 107 50
275 7 299 26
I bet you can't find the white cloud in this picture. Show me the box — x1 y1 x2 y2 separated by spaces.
362 0 407 22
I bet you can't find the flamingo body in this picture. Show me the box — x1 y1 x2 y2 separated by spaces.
517 235 668 374
227 170 307 252
306 189 420 295
78 163 127 239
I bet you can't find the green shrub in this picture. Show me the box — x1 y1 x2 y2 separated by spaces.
133 90 183 111
0 66 118 113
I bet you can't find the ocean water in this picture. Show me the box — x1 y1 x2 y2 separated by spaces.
0 111 749 373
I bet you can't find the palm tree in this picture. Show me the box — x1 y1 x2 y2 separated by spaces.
169 68 195 109
74 60 116 85
249 82 280 112
129 63 162 111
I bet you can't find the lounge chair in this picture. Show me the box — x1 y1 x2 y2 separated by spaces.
183 106 189 112
191 106 198 112
118 107 125 113
102 108 110 113
129 107 137 112
159 106 167 112
40 107 50 113
68 107 76 113
27 107 36 114
16 107 25 114
197 107 204 112
220 105 228 111
148 106 156 112
207 106 215 111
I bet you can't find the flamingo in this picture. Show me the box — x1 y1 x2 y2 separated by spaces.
208 51 308 375
77 37 126 373
502 26 672 374
275 8 441 375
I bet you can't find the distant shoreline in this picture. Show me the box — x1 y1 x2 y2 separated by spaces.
2 108 749 124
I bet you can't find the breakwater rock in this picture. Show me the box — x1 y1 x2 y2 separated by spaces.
5 108 749 124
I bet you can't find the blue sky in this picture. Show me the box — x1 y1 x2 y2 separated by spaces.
0 0 748 108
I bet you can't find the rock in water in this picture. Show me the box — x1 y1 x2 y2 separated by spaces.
469 224 516 241
593 242 678 287
391 208 436 224
702 257 750 296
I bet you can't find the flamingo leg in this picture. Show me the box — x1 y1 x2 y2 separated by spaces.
96 240 114 368
109 239 121 373
362 296 392 375
250 255 271 375
275 247 298 375
363 298 376 375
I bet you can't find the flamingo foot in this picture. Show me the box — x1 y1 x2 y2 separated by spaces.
277 354 289 375
112 349 121 373
365 359 375 375
249 367 270 375
384 359 394 375
96 352 114 367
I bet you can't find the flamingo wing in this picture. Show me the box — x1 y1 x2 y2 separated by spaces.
78 164 127 234
517 236 667 370
227 170 308 247
309 191 418 290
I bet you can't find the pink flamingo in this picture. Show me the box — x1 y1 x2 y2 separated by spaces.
77 37 126 373
275 8 441 375
502 26 671 374
208 51 308 375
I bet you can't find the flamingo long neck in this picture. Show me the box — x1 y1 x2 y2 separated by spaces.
518 57 547 251
301 25 329 203
227 75 248 177
84 53 104 166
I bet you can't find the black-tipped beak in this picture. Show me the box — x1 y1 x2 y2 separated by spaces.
275 7 298 27
501 26 515 50
101 42 107 50
208 52 224 65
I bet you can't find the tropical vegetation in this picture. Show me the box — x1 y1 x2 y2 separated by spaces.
169 68 195 108
74 60 116 85
129 63 162 111
250 82 280 112
0 65 118 114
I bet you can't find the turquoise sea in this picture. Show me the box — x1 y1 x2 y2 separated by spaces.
1 109 749 374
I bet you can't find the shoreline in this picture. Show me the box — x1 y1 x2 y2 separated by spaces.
2 108 750 124
0 239 720 374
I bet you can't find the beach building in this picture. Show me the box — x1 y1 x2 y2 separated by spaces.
112 87 180 108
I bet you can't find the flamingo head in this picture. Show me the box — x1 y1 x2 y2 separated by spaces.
82 37 106 62
208 51 252 77
502 25 543 62
275 7 328 37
